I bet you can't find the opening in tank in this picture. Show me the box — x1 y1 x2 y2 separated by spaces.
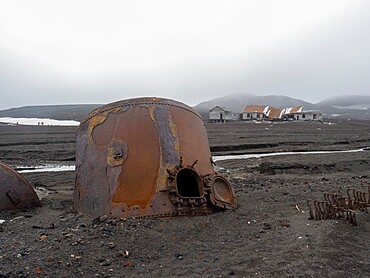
176 168 203 198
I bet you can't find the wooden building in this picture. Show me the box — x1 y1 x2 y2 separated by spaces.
209 106 242 123
242 105 269 121
289 111 323 121
209 104 322 123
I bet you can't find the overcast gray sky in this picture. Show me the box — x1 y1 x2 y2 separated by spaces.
1 0 370 109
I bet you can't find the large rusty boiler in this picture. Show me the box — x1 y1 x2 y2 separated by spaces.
0 162 41 211
74 97 236 218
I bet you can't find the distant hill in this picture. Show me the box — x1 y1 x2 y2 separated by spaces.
0 94 369 122
318 95 370 109
0 104 101 121
316 95 370 120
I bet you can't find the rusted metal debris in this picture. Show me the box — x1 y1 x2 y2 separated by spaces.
0 162 41 211
307 186 370 226
73 97 237 218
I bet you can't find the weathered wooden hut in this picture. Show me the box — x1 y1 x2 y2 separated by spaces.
209 106 241 123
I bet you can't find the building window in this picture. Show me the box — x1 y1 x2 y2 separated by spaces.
257 114 260 118
302 114 305 119
247 113 250 117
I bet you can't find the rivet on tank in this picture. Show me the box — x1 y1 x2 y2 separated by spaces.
0 162 41 211
73 97 237 218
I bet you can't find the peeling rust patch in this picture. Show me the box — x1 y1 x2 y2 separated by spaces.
107 140 127 167
169 118 180 152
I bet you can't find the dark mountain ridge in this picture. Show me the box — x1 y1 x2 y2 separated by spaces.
0 94 369 121
0 104 101 121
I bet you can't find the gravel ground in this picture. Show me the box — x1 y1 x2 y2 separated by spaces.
0 120 369 277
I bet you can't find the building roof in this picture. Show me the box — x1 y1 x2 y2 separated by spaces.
284 106 303 114
266 107 284 119
243 105 268 114
209 106 233 112
211 103 314 120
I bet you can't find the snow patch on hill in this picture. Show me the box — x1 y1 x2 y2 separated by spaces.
0 117 80 126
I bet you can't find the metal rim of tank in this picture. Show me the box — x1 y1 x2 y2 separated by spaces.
79 97 203 127
0 162 41 211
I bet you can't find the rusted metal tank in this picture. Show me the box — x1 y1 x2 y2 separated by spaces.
0 162 41 211
74 97 236 218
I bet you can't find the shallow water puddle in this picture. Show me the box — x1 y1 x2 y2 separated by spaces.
15 148 368 173
17 164 75 173
212 148 367 162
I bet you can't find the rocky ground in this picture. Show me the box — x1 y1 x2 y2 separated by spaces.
0 120 369 277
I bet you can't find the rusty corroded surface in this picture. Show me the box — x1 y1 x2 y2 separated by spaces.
74 97 237 218
0 162 41 211
307 186 370 226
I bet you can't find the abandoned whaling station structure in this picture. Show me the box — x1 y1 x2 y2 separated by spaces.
74 97 237 218
209 105 323 123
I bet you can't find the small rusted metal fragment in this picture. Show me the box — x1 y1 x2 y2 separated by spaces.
73 97 237 218
0 162 41 211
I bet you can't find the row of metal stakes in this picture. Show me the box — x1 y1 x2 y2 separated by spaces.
307 186 370 226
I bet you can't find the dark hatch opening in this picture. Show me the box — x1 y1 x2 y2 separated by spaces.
176 168 203 197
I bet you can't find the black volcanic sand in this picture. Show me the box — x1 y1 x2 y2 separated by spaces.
0 120 370 277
